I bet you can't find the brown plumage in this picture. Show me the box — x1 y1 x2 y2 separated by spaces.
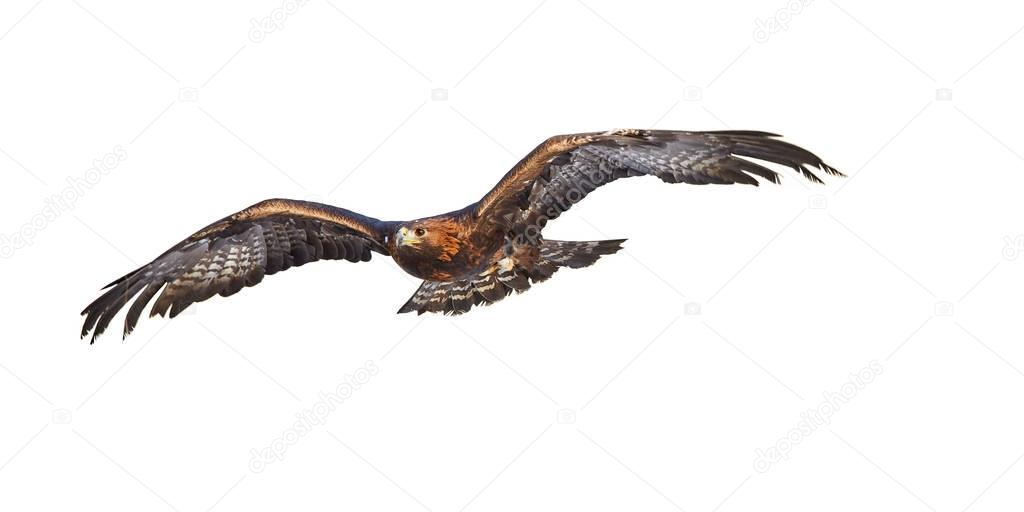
81 129 842 342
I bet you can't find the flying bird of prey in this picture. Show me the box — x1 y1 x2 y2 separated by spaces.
81 129 841 342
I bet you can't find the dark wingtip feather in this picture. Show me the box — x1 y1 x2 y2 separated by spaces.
799 165 826 184
726 132 843 186
80 291 114 342
822 163 846 177
123 282 163 339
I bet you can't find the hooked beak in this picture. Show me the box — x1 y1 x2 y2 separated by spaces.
396 227 419 247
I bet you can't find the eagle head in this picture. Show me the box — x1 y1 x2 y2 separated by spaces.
392 220 462 264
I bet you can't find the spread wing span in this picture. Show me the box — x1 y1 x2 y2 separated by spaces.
80 199 389 343
474 129 843 230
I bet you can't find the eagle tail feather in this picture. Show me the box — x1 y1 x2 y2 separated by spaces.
396 239 625 316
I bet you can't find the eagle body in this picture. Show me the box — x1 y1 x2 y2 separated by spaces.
81 129 842 342
387 210 494 281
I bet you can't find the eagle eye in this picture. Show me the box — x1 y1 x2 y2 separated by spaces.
414 227 426 237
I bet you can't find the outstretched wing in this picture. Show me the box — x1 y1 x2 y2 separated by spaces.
474 129 842 231
81 199 391 343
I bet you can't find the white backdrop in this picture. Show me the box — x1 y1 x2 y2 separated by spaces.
2 0 1023 510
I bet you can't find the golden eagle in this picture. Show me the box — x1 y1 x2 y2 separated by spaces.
81 129 841 342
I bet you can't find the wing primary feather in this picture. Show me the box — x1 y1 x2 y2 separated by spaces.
124 282 164 338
